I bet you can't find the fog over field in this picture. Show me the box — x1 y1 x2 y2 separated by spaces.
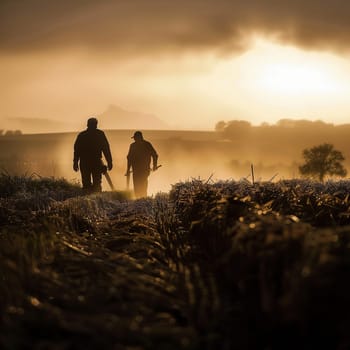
2 0 350 191
1 119 350 194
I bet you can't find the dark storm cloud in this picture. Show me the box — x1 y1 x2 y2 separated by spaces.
1 0 349 54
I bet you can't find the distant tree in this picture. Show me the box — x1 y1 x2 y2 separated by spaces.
277 119 296 128
223 120 251 139
276 118 333 129
4 130 22 136
299 143 347 182
215 120 226 132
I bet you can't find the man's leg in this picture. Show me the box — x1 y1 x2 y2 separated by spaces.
140 174 148 197
132 173 140 198
133 172 148 198
92 167 102 192
80 163 92 190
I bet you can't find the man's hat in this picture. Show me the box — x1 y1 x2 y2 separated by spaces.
132 131 143 139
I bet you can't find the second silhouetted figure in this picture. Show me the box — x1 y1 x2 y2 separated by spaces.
73 117 112 192
126 131 158 198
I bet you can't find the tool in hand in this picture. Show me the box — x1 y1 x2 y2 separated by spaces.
102 165 115 191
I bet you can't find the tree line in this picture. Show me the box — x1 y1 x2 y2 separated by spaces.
215 119 348 182
0 130 23 136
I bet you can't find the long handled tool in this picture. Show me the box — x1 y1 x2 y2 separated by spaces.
126 171 131 190
125 165 162 191
152 165 162 172
102 165 115 191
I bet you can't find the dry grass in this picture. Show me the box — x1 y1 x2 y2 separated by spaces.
1 176 350 349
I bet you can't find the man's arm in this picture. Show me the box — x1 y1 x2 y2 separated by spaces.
73 135 80 171
149 142 158 171
125 145 132 175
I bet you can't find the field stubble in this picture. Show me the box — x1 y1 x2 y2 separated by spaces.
1 175 350 349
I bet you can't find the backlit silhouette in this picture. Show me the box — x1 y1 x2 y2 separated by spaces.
126 131 158 198
299 143 347 182
73 117 113 192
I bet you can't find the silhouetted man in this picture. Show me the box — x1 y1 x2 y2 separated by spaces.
126 131 158 198
73 117 112 192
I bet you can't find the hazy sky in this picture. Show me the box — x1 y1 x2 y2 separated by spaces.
2 0 350 130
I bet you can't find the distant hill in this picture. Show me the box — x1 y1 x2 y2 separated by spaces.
2 105 168 134
99 105 168 130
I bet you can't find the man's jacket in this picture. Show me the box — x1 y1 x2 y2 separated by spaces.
127 140 157 173
74 129 112 166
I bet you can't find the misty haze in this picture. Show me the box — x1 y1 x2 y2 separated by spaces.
3 1 350 349
1 119 350 194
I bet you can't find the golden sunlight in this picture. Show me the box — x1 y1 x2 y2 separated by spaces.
238 38 350 98
2 38 350 130
203 38 350 125
257 62 341 96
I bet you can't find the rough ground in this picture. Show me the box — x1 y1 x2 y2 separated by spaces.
1 192 198 349
2 178 350 349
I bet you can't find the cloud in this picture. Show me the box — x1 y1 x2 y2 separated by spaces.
1 0 350 55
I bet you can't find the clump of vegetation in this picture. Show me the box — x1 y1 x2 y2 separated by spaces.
2 177 350 349
0 172 81 199
165 179 350 348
